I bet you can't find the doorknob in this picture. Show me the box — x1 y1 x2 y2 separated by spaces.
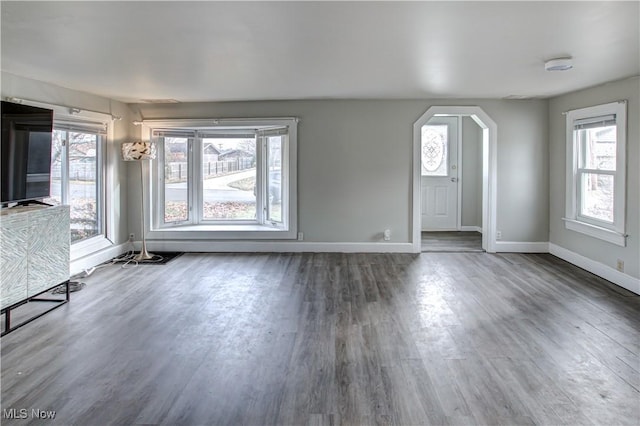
451 177 458 182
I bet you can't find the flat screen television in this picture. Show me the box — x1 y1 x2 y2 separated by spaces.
1 101 54 205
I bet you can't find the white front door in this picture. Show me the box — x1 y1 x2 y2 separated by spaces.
421 116 459 230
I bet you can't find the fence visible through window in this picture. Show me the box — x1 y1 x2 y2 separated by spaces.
164 158 253 181
46 129 101 243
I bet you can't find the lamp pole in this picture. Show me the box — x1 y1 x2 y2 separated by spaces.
122 141 156 262
135 159 154 261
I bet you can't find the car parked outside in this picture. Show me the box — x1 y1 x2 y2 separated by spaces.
253 169 281 203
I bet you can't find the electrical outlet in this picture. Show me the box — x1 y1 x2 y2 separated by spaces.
383 229 391 241
129 233 135 241
616 259 624 272
297 232 304 241
496 230 502 240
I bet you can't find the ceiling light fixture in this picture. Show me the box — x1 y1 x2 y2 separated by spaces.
545 57 573 71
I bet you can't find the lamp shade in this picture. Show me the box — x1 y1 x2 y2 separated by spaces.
122 141 156 161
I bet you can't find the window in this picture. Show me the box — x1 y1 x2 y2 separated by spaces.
44 117 106 244
147 118 297 239
421 124 448 176
564 101 627 246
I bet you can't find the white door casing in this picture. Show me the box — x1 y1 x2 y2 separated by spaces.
412 106 498 253
421 116 459 230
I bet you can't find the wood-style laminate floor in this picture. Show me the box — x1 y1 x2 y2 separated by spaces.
422 231 483 252
1 252 638 426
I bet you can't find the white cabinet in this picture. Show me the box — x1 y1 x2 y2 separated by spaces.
1 205 70 310
0 213 29 308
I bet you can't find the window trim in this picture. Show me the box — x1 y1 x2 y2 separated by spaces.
141 117 298 240
54 114 112 257
156 132 194 227
263 130 287 226
564 101 627 246
54 125 105 240
15 100 114 259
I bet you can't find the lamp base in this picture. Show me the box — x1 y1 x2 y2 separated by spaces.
133 248 156 262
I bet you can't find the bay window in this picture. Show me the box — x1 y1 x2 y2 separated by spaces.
146 118 297 239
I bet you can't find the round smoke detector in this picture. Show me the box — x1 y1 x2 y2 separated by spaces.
545 57 573 71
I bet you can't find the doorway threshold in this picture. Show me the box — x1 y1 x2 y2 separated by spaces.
421 231 484 253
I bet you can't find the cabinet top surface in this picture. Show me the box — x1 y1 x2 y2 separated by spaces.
1 204 68 217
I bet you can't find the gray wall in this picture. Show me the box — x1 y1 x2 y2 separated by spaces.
461 116 482 228
549 76 640 279
0 73 549 249
6 70 636 279
1 72 133 247
130 98 549 244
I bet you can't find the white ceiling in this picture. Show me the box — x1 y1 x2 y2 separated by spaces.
1 1 638 103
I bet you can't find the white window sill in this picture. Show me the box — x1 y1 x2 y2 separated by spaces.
563 218 626 247
70 235 113 261
148 224 295 240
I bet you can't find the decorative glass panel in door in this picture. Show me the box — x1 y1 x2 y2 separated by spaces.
421 125 448 176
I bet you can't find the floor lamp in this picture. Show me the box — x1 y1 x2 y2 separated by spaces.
122 141 156 261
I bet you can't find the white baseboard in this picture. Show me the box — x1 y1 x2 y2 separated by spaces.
145 240 414 254
76 239 638 295
70 242 129 277
460 226 482 233
494 241 549 253
549 243 639 295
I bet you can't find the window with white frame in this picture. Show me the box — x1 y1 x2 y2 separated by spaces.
147 118 297 238
44 117 107 244
564 101 627 246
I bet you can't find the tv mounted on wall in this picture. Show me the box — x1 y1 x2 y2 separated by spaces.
1 101 54 206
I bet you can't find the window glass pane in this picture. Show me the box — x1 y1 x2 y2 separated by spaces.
421 125 448 176
43 130 64 206
580 172 614 223
68 132 100 242
577 125 616 170
201 137 256 220
164 137 189 223
267 136 283 223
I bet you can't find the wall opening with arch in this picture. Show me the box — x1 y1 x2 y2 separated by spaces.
413 106 497 253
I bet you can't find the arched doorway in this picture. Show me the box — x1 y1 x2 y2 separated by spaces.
413 106 497 253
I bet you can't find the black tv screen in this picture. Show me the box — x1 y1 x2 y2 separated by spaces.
1 101 53 204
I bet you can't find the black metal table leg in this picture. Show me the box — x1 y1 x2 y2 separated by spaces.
5 309 10 334
1 280 71 337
